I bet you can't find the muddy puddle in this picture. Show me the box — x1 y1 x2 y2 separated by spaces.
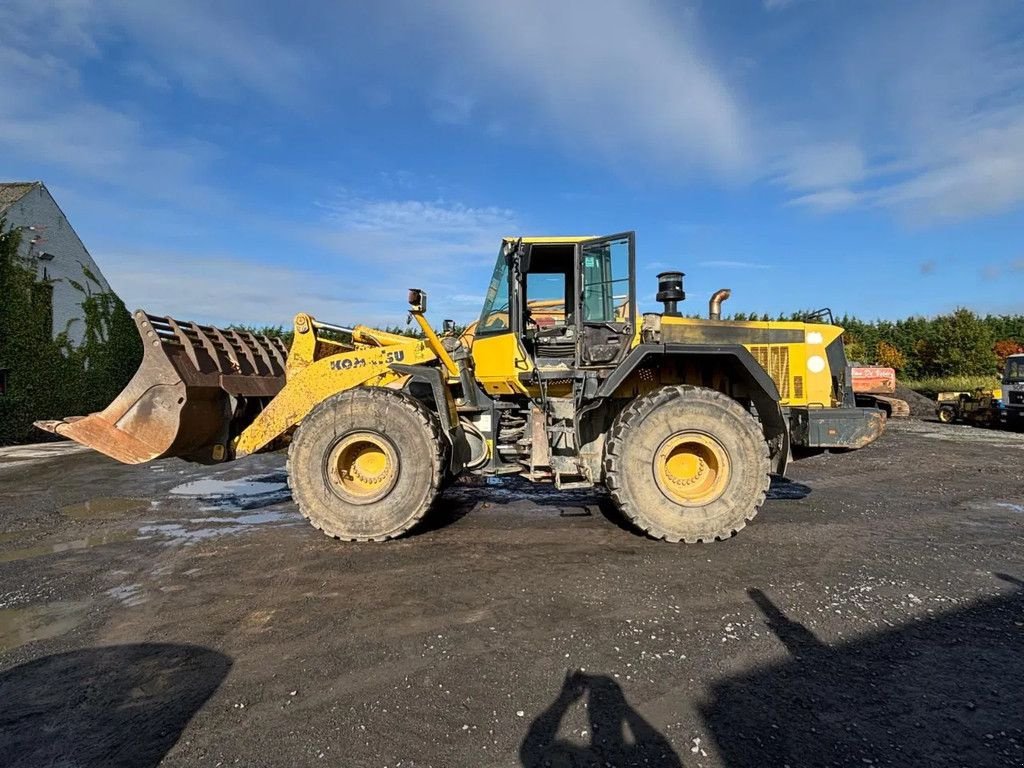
0 531 137 564
0 474 300 562
0 601 91 652
895 420 1024 447
139 509 299 546
0 531 37 545
954 500 1024 531
969 500 1024 515
0 443 88 467
105 583 146 607
61 497 149 521
169 473 291 511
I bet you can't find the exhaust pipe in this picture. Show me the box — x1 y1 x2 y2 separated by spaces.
709 289 731 320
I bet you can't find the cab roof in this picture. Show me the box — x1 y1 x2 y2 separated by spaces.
502 236 598 244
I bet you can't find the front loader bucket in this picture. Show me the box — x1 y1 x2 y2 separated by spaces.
35 311 288 464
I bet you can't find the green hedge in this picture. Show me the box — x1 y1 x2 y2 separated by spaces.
0 220 142 444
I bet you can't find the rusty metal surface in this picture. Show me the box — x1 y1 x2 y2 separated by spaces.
35 311 288 464
802 407 887 450
869 395 911 419
850 366 897 395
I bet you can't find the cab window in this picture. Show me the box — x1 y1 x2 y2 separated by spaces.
477 250 511 335
525 273 568 329
581 236 631 323
1005 358 1024 384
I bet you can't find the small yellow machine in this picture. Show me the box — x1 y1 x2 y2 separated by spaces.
936 388 1004 426
39 232 884 543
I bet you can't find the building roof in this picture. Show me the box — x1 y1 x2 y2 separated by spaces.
0 182 40 216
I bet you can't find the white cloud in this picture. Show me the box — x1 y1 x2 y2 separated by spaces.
779 142 866 192
430 91 475 126
321 196 515 241
0 0 307 101
91 193 518 329
770 3 1024 221
101 1 306 100
311 195 517 323
873 115 1024 221
788 188 861 212
422 0 750 175
102 250 394 329
0 2 230 205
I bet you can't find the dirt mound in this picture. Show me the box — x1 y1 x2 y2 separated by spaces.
895 384 936 419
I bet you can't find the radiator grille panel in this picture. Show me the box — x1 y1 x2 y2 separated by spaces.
750 345 791 399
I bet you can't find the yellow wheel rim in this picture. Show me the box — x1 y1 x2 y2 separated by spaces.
654 431 731 506
327 432 399 505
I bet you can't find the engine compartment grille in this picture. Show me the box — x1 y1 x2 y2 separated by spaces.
750 345 791 400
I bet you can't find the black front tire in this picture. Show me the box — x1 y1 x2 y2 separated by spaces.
287 387 446 541
604 386 771 543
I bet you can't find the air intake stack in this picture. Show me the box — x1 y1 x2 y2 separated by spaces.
656 271 685 316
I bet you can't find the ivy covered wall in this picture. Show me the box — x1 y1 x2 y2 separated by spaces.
0 219 142 444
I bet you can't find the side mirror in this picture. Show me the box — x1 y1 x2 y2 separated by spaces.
518 240 531 273
503 238 530 272
407 288 427 313
442 319 455 335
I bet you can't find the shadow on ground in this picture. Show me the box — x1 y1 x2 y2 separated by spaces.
0 643 231 768
521 670 683 767
766 477 812 500
703 575 1024 767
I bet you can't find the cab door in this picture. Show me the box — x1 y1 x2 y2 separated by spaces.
577 232 635 367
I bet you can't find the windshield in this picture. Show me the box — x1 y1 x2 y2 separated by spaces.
477 248 511 335
1004 357 1024 384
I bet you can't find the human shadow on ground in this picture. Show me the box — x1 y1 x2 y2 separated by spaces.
0 643 231 768
521 670 683 767
702 576 1024 767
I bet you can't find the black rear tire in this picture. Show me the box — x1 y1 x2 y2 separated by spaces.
604 385 770 543
287 387 446 541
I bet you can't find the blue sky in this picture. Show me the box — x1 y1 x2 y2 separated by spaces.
2 0 1023 328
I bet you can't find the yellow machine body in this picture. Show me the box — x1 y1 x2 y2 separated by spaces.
469 316 843 408
234 314 439 457
36 230 887 545
465 236 845 411
39 230 878 474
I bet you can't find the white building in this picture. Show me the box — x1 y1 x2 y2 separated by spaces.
0 181 115 347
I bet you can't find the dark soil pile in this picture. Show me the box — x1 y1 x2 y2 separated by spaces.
895 384 937 418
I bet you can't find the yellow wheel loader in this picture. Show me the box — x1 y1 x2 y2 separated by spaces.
38 232 885 543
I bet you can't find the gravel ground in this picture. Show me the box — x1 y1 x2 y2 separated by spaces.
1 419 1023 767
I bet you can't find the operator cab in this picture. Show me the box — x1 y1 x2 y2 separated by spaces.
475 233 636 374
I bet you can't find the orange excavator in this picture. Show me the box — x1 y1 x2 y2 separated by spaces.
850 366 910 419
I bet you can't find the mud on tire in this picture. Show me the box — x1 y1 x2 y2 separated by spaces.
604 385 770 543
287 387 446 541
